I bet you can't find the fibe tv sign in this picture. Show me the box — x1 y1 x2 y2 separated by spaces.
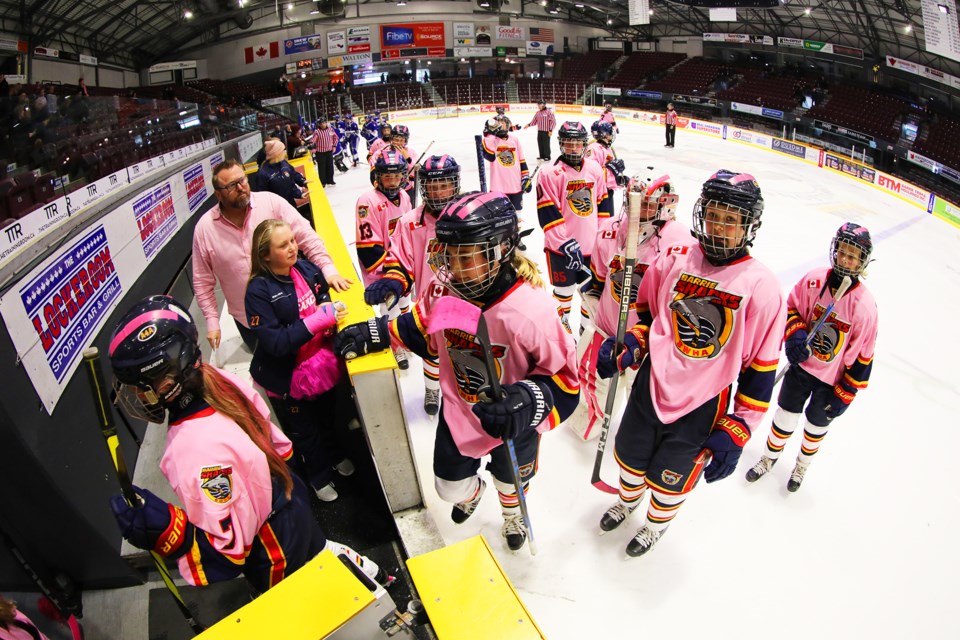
382 26 414 46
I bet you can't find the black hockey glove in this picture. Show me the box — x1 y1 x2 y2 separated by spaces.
521 175 533 193
596 327 648 379
605 159 629 186
701 415 751 483
472 380 554 441
110 486 194 558
784 312 811 366
334 317 391 360
823 378 857 420
363 276 405 308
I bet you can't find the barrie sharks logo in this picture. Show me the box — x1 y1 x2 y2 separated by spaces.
565 180 594 216
669 273 743 359
200 465 234 504
809 304 850 362
443 329 504 403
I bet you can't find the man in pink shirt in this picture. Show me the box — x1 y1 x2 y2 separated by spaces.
192 160 351 350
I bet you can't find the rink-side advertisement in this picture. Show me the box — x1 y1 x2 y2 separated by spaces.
0 154 218 414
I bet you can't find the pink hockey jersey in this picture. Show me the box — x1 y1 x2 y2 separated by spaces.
600 111 617 126
355 187 412 285
591 218 693 337
790 267 878 387
367 137 389 159
432 282 579 458
536 159 610 257
636 244 787 431
482 132 529 195
586 141 618 191
160 368 294 585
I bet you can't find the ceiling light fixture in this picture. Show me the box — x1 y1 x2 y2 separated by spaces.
184 9 193 18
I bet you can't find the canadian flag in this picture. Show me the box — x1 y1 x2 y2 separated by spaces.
244 42 279 64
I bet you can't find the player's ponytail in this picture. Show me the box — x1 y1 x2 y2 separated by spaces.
511 251 544 289
199 364 294 499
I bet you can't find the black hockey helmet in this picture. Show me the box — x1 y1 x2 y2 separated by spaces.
429 191 519 299
108 295 201 421
692 169 764 265
496 105 506 115
557 121 589 163
419 154 461 211
374 149 407 197
594 121 616 145
392 124 410 142
379 123 393 140
484 117 507 138
830 222 872 279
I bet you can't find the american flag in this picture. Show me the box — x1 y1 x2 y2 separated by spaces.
529 27 554 43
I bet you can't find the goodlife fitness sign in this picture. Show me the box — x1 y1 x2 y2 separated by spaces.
380 22 445 56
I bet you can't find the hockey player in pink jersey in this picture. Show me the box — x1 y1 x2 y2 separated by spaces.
745 223 878 491
357 149 413 368
107 296 391 593
335 192 579 552
366 122 392 163
568 168 691 441
480 118 530 211
586 121 629 207
599 102 619 133
536 121 614 333
595 170 787 557
363 154 463 416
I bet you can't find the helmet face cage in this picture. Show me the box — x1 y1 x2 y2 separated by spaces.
484 118 506 137
558 121 588 163
419 155 461 211
108 295 200 423
427 192 519 299
391 125 410 145
830 223 872 278
626 170 678 241
375 150 407 196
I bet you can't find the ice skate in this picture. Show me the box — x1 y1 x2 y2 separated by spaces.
374 567 397 588
745 456 776 482
599 501 636 534
451 478 486 524
423 387 441 417
625 526 666 557
501 513 528 551
394 347 410 370
315 482 338 502
787 460 809 492
334 458 355 477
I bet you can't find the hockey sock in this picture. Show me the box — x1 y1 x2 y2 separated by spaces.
798 422 830 464
553 285 575 331
645 489 686 532
323 539 380 581
493 478 528 516
765 407 802 460
399 293 411 315
617 466 647 507
423 356 440 390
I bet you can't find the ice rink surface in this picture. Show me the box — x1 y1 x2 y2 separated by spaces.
322 113 960 639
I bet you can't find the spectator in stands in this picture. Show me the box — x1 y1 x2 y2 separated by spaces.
192 159 351 352
664 102 677 148
78 77 88 96
525 100 557 162
312 117 338 187
286 124 305 157
258 139 310 219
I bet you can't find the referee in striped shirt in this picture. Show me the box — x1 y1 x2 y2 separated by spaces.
312 116 339 187
524 100 556 162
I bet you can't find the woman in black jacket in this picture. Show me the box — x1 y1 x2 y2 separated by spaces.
245 219 352 502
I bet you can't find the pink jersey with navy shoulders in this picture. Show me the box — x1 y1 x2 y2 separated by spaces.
636 244 786 431
355 187 411 285
367 138 388 159
417 281 579 458
789 267 878 388
600 111 616 126
591 218 693 337
482 132 529 194
586 141 618 191
159 368 293 585
536 159 611 257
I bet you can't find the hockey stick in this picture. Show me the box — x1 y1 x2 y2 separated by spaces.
774 275 853 385
590 182 645 495
81 348 206 636
427 297 538 556
409 141 435 208
474 135 487 193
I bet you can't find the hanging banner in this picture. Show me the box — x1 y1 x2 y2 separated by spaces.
347 26 371 53
454 22 474 46
380 22 446 50
496 26 525 41
283 34 323 55
327 30 345 55
776 37 863 59
703 33 773 45
328 52 373 67
525 41 554 56
629 0 650 25
886 55 960 91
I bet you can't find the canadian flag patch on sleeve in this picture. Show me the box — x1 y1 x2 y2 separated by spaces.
807 278 822 288
667 245 689 256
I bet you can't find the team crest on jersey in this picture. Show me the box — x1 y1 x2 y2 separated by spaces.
200 465 234 504
608 255 648 305
388 217 400 235
661 469 683 486
443 329 505 404
358 205 369 218
809 304 850 362
669 273 743 359
565 180 594 217
496 147 516 166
